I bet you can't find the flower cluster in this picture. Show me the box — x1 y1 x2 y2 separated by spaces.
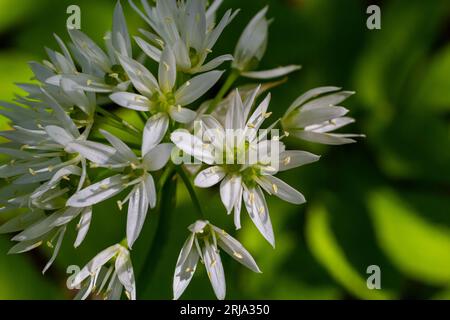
0 0 362 300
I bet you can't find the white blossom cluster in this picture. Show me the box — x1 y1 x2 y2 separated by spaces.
0 0 362 300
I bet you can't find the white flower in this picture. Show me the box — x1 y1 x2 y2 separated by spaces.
171 87 320 246
282 87 365 145
67 129 173 248
70 243 136 300
233 7 301 79
131 0 238 74
46 1 132 93
173 220 261 300
110 46 224 136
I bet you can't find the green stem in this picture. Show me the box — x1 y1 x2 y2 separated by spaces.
176 166 205 219
96 106 140 133
207 69 240 114
137 164 176 297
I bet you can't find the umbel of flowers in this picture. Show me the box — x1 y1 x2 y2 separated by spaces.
0 0 363 300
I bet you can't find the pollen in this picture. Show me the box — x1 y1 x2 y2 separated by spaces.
233 252 243 259
186 81 191 87
272 184 278 194
100 184 109 190
62 176 70 181
263 112 273 119
163 62 170 71
283 157 291 166
86 79 93 86
210 259 217 268
258 206 265 215
249 192 255 204
29 168 37 176
117 201 123 211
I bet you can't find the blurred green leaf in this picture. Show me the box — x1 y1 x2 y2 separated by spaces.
0 0 42 32
306 204 392 300
369 190 450 285
415 44 450 112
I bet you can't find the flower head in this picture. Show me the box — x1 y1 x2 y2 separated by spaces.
171 88 320 246
282 87 365 145
173 220 261 300
70 243 136 300
67 129 173 248
110 46 224 136
131 0 238 74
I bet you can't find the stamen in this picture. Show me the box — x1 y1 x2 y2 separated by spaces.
233 252 243 259
272 184 278 194
163 62 170 71
29 168 37 176
86 79 93 86
283 157 291 166
263 112 273 119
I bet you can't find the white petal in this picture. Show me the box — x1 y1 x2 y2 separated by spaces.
234 186 243 230
220 175 242 214
158 46 177 93
171 130 215 165
118 55 159 97
203 242 226 300
169 106 197 124
243 186 275 247
242 65 301 79
213 226 261 273
143 143 173 171
110 92 150 111
194 54 233 73
194 167 226 188
278 151 320 171
292 131 360 145
175 71 224 106
66 141 118 165
71 244 120 288
45 126 75 146
134 36 162 62
226 90 245 130
74 207 92 248
307 117 355 133
43 226 66 274
112 1 132 57
100 130 138 163
173 238 199 300
142 114 169 155
127 183 149 248
115 248 136 300
67 175 127 207
143 173 157 209
262 175 306 205
291 106 349 128
301 91 355 112
286 87 341 115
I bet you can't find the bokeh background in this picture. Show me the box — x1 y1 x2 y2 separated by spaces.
0 0 449 300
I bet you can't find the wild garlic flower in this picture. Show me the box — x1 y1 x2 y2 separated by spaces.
174 220 260 300
47 2 132 93
171 88 320 246
131 0 238 74
70 243 136 300
67 129 173 248
0 0 363 300
233 7 301 79
110 46 224 130
282 87 365 145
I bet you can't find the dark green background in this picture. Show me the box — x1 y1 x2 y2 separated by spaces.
0 0 449 300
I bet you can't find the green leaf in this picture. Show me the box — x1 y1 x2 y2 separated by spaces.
306 204 393 300
369 190 450 285
415 44 450 112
